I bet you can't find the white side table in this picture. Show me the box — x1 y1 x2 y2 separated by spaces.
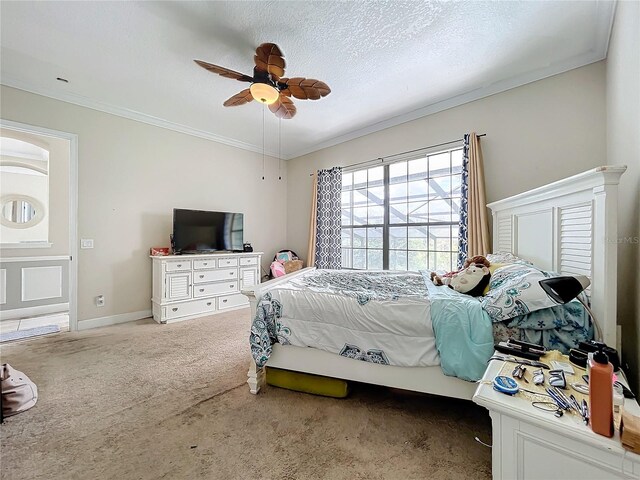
473 355 640 479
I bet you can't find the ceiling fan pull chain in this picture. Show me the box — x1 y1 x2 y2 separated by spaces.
278 118 282 180
262 104 266 181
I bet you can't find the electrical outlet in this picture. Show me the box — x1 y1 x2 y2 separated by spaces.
81 239 94 249
95 295 105 307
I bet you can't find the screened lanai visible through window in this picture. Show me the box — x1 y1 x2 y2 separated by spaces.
341 147 463 272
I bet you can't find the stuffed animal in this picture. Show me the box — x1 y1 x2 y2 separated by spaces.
430 255 490 282
430 255 492 297
464 255 490 269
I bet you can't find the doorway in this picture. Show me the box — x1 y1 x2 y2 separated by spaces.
0 120 78 341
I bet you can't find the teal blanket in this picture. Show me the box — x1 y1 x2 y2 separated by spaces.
423 275 494 381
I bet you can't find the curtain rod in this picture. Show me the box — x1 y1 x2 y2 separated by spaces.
309 133 486 176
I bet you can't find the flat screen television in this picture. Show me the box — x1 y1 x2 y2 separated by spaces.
172 209 244 254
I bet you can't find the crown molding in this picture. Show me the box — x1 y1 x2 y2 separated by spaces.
288 52 609 159
1 48 606 162
0 75 281 158
597 0 617 58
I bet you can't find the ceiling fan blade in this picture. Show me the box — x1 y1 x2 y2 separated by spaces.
194 60 253 82
254 43 286 79
284 77 331 100
223 89 254 107
269 95 296 119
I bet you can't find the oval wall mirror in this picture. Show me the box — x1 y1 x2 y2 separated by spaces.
0 195 45 229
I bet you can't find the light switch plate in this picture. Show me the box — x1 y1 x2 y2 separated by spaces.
81 239 94 249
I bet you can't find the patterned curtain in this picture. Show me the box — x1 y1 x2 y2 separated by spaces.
457 133 491 269
315 167 342 269
457 135 470 269
306 173 318 267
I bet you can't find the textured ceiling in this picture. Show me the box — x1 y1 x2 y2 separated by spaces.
0 1 614 158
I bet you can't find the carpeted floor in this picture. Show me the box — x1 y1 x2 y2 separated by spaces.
0 309 492 479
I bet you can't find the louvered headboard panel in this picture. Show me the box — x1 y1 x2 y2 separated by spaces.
487 166 626 350
496 216 513 253
559 203 593 284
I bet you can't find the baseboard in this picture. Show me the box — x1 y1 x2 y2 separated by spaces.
78 309 152 330
0 303 69 321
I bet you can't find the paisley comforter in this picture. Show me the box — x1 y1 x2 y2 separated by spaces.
249 269 495 382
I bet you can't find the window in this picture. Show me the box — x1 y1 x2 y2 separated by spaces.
341 147 463 272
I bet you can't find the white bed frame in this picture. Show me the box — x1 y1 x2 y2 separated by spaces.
243 166 626 400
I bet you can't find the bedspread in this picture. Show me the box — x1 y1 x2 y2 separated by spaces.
249 269 494 382
423 276 495 381
250 270 437 369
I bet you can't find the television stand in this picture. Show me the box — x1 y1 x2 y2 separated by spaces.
150 251 263 324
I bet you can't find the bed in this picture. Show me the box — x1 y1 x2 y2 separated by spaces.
243 166 626 400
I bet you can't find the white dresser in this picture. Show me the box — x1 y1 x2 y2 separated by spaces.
151 252 262 324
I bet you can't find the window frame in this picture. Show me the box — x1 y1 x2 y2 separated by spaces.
341 144 463 271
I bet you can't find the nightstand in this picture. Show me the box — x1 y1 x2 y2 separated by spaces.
473 355 640 479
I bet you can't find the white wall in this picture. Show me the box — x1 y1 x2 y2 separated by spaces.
0 85 287 324
606 0 640 391
286 62 606 257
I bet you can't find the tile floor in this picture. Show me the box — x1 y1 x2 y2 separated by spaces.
0 312 69 335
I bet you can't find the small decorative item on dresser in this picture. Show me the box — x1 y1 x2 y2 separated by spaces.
150 247 170 256
621 409 640 454
243 243 253 252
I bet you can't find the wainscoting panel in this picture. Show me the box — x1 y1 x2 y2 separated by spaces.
21 265 63 301
0 269 6 305
0 257 69 320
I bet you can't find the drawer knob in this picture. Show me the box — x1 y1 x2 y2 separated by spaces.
229 284 234 288
177 264 182 268
203 263 208 266
199 275 204 279
229 272 234 275
172 307 178 312
206 302 212 306
199 288 204 292
223 299 228 303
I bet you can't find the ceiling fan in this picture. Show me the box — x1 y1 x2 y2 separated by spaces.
194 43 331 119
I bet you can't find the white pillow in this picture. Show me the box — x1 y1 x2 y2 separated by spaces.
481 264 559 321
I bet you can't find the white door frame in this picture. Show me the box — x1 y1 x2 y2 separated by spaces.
0 119 79 331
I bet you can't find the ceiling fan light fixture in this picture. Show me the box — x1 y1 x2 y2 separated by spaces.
250 82 279 105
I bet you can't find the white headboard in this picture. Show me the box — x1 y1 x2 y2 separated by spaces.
487 166 627 349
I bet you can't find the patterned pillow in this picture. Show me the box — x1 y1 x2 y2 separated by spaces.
481 264 559 322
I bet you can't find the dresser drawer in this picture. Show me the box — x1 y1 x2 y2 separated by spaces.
194 281 239 297
165 298 215 320
239 257 258 266
193 259 216 270
218 293 248 310
165 260 191 272
218 257 239 268
193 269 237 284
